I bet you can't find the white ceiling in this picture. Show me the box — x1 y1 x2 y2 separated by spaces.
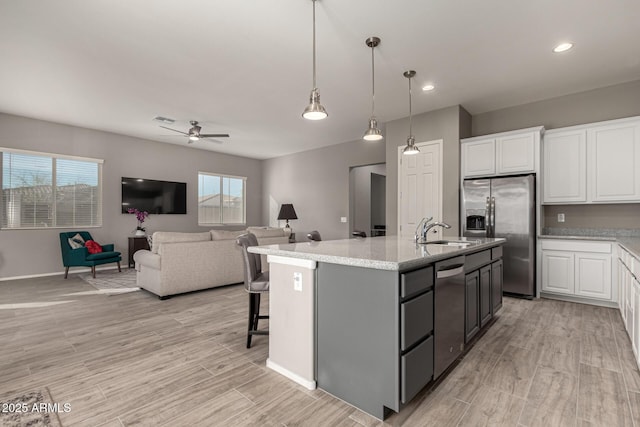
1 0 639 159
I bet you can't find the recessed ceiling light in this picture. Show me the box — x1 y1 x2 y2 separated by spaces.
422 84 435 92
553 42 573 53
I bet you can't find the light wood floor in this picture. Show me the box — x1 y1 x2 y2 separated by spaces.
1 273 640 426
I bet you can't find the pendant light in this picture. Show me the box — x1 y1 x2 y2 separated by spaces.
402 70 420 155
363 36 383 141
302 0 327 120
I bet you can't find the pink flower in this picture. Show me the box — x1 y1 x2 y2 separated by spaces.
127 208 149 230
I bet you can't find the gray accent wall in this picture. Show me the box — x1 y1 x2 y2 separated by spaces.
261 138 386 241
385 105 470 237
472 79 640 136
0 113 263 279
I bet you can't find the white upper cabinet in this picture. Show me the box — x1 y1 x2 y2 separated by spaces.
542 116 640 204
461 138 495 177
496 133 536 174
589 120 640 202
461 127 542 178
542 129 587 203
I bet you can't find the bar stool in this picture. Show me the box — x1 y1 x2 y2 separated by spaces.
236 233 269 348
307 230 322 241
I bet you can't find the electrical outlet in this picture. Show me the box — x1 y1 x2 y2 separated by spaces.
340 217 347 223
293 272 302 292
557 213 565 223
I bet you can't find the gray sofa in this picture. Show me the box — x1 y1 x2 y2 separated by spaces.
133 227 291 298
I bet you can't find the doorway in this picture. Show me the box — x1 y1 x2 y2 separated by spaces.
349 163 386 237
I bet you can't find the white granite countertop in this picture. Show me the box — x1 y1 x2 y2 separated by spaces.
249 236 505 271
539 234 640 260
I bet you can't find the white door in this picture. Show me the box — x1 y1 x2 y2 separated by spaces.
541 250 575 295
398 140 443 240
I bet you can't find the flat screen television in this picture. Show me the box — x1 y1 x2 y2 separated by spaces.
121 177 187 214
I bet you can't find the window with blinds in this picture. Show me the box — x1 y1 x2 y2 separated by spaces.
1 149 103 229
198 172 246 225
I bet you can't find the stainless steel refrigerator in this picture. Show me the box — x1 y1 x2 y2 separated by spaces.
461 174 535 297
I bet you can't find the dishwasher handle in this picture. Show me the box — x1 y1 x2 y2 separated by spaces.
436 264 464 279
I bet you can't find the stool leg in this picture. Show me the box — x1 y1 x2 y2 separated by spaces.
247 293 255 349
253 293 261 331
64 267 69 279
117 261 122 272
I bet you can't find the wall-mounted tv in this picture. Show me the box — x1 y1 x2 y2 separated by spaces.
121 177 187 214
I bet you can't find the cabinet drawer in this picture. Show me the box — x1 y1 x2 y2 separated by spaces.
401 335 434 404
465 250 491 272
541 239 611 253
491 246 503 260
401 291 433 351
401 266 434 299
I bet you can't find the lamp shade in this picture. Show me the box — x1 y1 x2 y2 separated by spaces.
277 204 298 221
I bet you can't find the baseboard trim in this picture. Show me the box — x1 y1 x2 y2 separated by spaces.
266 358 316 390
0 265 126 282
540 291 617 308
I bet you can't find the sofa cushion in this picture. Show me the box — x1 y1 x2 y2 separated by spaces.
85 240 103 254
247 226 290 238
68 233 85 249
151 231 211 254
86 251 121 261
210 229 247 241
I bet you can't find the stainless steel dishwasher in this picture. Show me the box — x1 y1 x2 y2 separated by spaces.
433 255 466 378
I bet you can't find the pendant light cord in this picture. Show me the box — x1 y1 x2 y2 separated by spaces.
371 45 376 116
312 0 317 90
408 75 413 137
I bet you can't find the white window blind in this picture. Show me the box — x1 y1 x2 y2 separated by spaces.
1 149 103 229
198 172 246 225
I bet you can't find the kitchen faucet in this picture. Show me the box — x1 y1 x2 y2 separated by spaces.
415 217 451 243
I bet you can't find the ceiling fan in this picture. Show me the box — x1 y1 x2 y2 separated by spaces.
160 120 229 143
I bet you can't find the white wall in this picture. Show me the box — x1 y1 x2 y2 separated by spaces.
0 113 263 279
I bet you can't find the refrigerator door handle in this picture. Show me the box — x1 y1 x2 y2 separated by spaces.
485 197 491 237
490 197 496 238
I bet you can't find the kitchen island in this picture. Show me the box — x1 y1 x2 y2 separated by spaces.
249 235 505 419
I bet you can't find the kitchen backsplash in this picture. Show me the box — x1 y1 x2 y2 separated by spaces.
542 227 640 238
543 204 640 230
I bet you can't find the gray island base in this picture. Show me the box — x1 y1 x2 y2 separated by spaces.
249 236 505 420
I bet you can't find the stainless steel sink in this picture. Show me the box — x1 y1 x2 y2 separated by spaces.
423 239 479 246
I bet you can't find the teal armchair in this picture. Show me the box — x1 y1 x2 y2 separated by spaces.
59 231 122 278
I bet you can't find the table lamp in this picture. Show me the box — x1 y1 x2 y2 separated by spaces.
277 204 298 229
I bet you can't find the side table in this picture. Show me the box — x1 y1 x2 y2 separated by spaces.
128 236 150 268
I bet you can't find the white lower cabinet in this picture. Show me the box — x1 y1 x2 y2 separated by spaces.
618 245 640 361
541 251 575 295
541 239 613 303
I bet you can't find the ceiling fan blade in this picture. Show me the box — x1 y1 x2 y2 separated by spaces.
160 125 189 136
199 134 230 138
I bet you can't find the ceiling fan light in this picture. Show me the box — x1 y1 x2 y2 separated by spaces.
189 135 199 141
363 118 383 141
303 88 328 120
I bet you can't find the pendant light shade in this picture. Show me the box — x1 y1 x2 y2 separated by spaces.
402 70 420 155
302 0 327 120
363 36 383 141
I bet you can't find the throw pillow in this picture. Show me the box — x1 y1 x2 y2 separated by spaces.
68 233 85 249
146 235 153 252
85 240 103 254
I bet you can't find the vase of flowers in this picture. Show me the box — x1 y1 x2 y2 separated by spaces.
127 208 149 236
